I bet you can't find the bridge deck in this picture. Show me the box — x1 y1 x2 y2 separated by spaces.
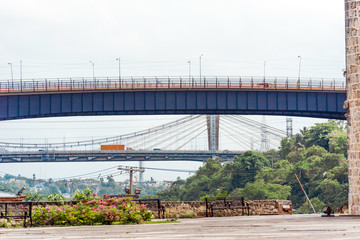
0 76 345 95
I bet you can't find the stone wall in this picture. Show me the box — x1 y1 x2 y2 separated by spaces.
345 0 360 215
162 200 292 217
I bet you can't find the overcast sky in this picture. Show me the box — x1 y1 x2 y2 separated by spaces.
0 0 345 183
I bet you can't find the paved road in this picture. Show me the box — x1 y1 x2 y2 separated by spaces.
2 215 360 240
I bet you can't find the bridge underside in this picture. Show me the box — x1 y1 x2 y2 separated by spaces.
0 151 239 163
0 90 346 121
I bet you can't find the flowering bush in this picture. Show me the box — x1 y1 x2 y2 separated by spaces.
32 196 152 226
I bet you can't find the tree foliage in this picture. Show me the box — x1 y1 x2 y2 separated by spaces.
155 120 348 211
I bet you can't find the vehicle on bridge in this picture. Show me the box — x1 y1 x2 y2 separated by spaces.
100 144 125 151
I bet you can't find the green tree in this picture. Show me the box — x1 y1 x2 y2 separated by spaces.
231 151 270 189
231 179 291 200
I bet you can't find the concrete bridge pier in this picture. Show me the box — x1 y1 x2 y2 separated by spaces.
345 0 360 215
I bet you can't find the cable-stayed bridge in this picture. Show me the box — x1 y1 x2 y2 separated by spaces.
0 115 287 163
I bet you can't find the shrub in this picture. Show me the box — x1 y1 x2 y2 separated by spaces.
32 196 152 226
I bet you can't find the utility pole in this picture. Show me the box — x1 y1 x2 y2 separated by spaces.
118 167 144 195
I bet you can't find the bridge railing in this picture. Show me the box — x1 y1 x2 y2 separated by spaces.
0 76 345 94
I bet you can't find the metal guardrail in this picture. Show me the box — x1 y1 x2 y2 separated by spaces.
0 76 346 94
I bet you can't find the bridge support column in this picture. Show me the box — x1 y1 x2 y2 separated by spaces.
345 0 360 215
207 115 219 152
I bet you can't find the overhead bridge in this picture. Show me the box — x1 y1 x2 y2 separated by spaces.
0 76 346 120
0 150 241 163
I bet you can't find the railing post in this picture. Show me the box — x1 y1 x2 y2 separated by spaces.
286 78 288 89
216 77 218 88
322 78 324 90
251 77 253 89
227 76 230 88
333 78 336 90
29 202 33 227
70 78 72 91
180 77 182 88
239 77 241 88
45 78 48 91
204 77 206 88
33 79 35 92
143 77 146 89
168 76 170 89
132 77 134 90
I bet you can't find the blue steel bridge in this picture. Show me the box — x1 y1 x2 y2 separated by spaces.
0 76 346 121
0 76 346 164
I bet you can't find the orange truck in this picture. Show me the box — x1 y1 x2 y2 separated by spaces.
100 144 125 151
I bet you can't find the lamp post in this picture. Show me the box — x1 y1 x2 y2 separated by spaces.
89 61 95 82
263 61 266 81
8 63 13 88
116 57 121 88
199 54 203 82
188 60 191 86
20 60 22 92
298 56 301 79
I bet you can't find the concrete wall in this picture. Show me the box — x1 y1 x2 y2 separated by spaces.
162 200 292 217
345 0 360 215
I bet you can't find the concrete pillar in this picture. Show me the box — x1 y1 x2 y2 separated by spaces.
345 0 360 215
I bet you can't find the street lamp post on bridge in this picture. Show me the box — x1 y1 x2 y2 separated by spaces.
89 61 95 80
116 57 121 88
8 63 13 88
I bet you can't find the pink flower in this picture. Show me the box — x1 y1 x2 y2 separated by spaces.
82 210 86 213
45 206 50 210
92 192 97 197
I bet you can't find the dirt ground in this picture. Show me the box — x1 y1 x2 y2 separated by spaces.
2 214 360 240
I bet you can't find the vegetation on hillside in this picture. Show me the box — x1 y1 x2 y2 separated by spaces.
155 120 348 213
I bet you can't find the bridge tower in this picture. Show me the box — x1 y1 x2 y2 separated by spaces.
260 116 269 152
345 0 360 215
207 115 219 152
286 117 293 138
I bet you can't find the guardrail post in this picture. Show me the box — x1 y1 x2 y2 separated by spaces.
132 77 135 90
168 76 170 88
33 79 35 92
216 77 218 88
227 76 230 88
45 78 48 91
322 78 324 90
333 78 336 90
239 77 241 88
180 77 182 88
29 202 33 227
251 77 253 88
70 78 72 91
